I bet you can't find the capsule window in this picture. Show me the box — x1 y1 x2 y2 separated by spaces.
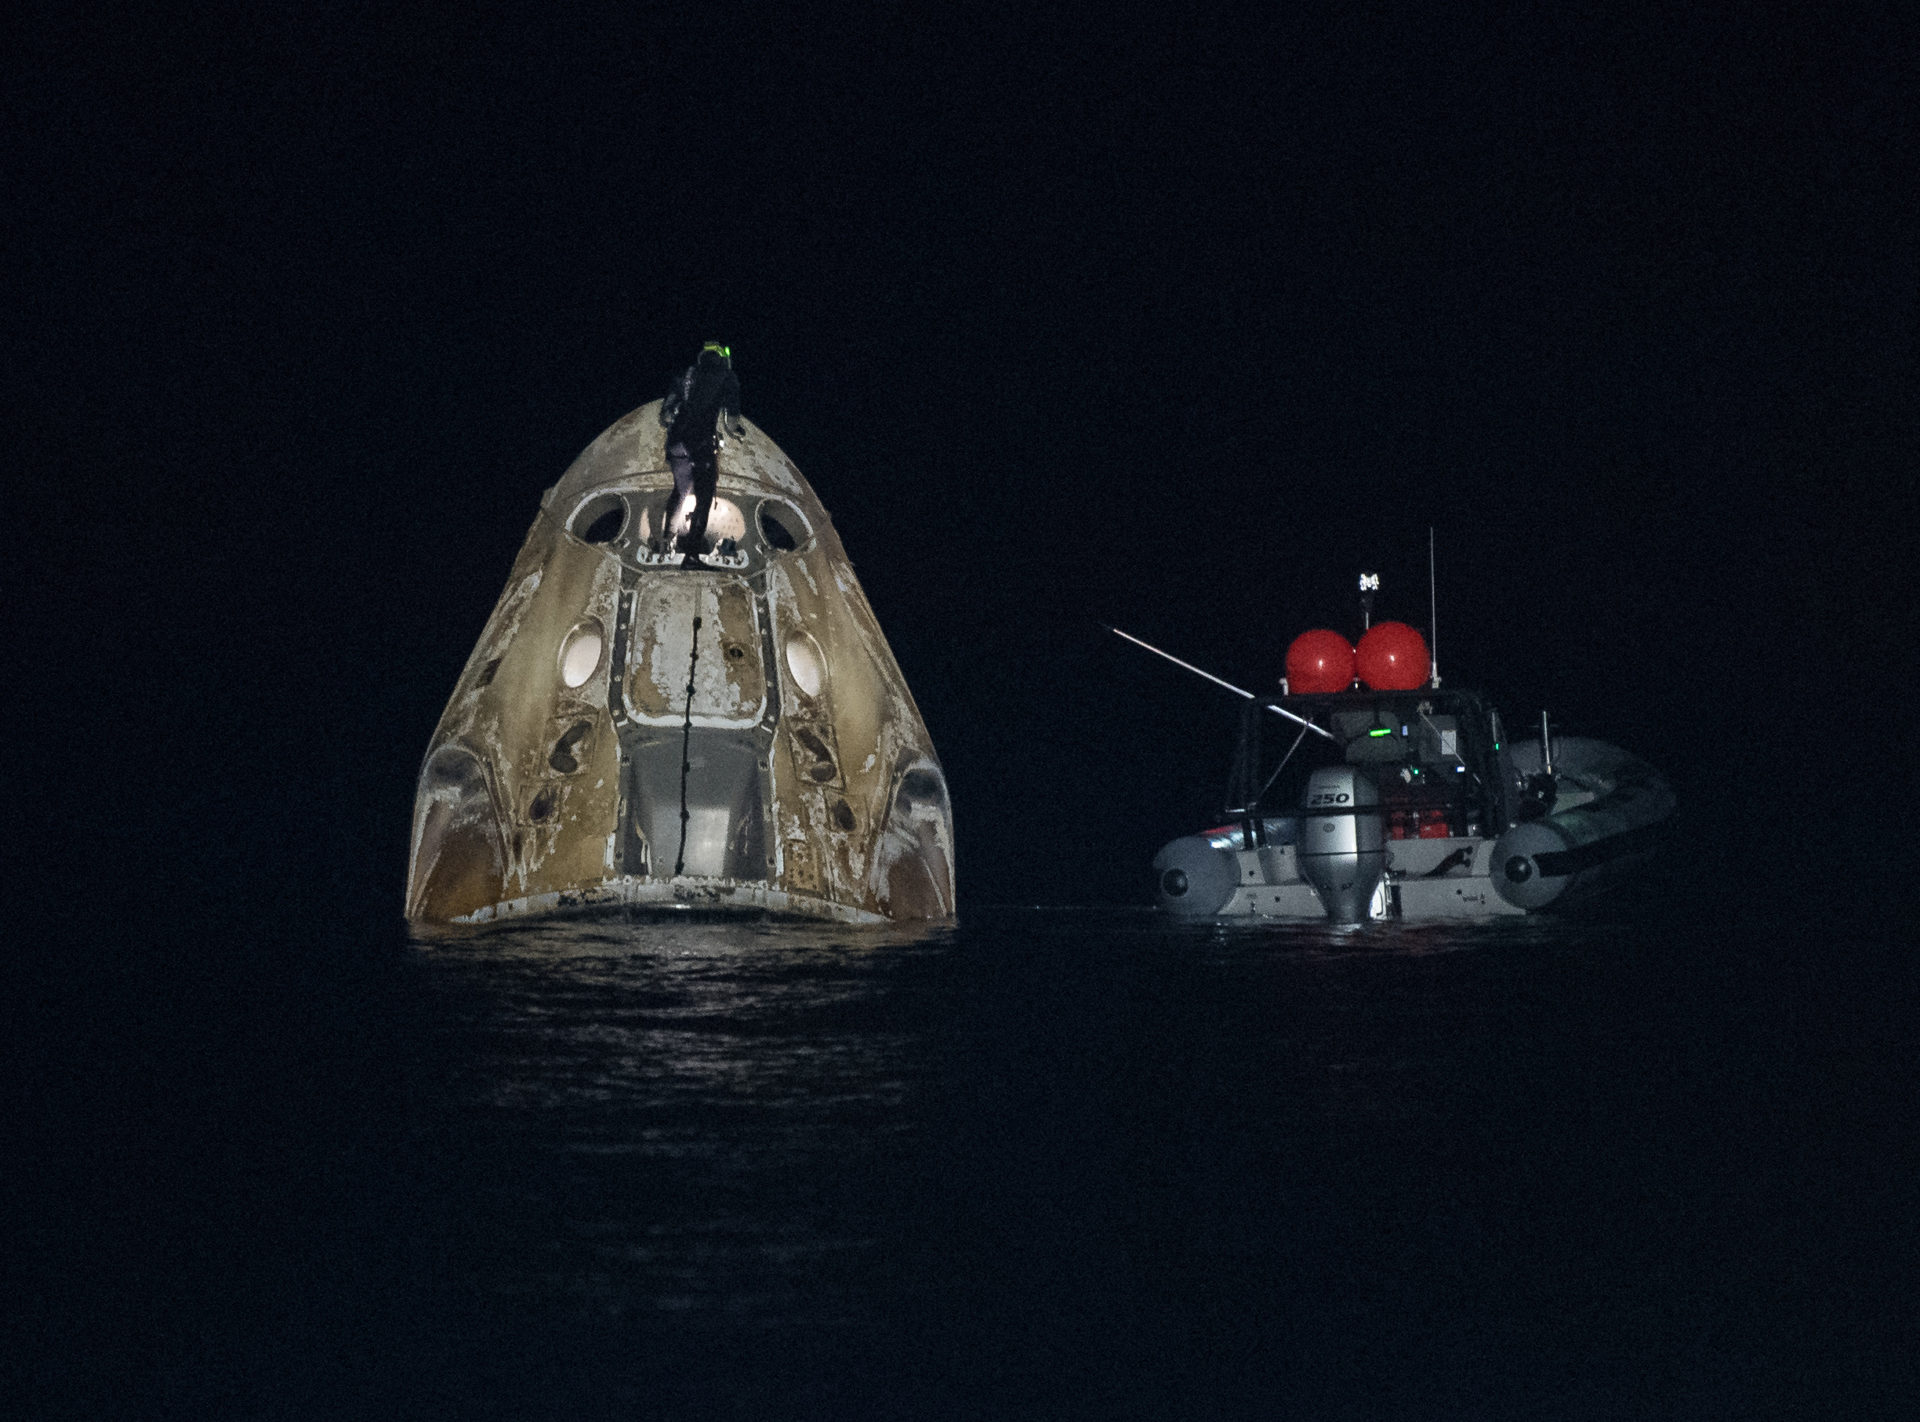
758 500 807 552
559 623 604 688
570 494 628 545
784 632 824 698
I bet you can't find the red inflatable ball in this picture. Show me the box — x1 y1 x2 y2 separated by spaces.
1356 621 1431 691
1285 629 1356 694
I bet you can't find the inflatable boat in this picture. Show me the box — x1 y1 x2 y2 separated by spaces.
1138 620 1674 922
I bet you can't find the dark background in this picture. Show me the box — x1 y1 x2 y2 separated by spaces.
6 4 1918 1417
10 1 1913 916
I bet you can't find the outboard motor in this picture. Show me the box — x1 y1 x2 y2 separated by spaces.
1297 766 1385 923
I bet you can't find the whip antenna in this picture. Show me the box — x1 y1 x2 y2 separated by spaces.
1106 626 1337 742
1428 525 1440 689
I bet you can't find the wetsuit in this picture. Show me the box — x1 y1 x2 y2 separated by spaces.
659 347 741 560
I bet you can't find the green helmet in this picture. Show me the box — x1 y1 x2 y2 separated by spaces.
700 342 731 362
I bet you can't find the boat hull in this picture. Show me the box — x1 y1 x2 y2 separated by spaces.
1155 827 1522 921
1154 735 1671 922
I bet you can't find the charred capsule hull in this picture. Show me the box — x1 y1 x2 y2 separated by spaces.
406 401 955 928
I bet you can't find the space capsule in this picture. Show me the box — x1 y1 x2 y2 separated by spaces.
405 395 955 927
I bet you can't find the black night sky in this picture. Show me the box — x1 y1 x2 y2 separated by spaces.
11 3 1914 912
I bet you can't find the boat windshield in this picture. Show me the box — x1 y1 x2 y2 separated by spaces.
1260 691 1506 839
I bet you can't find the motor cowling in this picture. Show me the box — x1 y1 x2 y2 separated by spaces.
1297 766 1385 923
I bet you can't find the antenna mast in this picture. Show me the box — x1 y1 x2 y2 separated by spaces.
1427 526 1440 689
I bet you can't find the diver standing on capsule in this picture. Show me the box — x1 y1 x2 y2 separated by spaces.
406 343 955 928
660 342 742 565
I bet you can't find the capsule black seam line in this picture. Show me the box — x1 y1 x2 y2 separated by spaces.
673 613 703 878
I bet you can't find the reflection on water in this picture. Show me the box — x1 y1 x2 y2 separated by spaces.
401 908 1620 1341
44 897 1890 1419
409 917 955 1329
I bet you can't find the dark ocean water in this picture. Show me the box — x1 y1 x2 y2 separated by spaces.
14 898 1916 1420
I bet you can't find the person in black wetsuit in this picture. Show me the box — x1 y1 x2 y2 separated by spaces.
659 343 741 564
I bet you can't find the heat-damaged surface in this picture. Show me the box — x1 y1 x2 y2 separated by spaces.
406 401 955 927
